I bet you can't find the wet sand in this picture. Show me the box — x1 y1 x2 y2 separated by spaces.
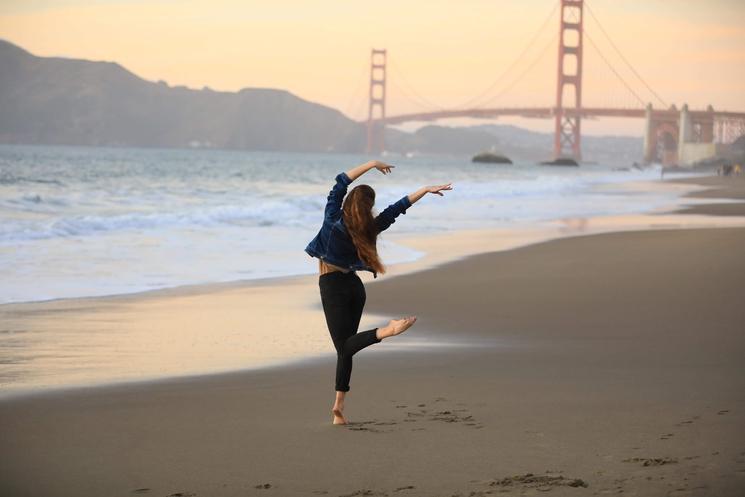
1 175 745 496
666 174 745 216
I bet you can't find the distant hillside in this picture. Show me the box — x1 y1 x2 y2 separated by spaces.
467 124 643 163
0 39 364 152
385 123 642 163
0 39 643 161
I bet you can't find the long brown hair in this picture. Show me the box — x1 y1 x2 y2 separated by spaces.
342 184 386 275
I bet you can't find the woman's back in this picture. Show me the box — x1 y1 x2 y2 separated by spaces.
305 171 413 277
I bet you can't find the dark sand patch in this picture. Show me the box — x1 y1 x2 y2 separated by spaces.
622 457 679 467
488 472 588 490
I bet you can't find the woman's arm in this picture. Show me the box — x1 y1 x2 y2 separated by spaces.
407 183 453 205
375 182 453 233
346 160 394 182
324 161 395 221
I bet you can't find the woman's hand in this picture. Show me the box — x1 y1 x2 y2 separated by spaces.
407 182 453 205
369 160 395 175
424 183 453 196
346 160 394 181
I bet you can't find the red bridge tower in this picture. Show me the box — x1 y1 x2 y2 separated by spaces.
366 49 387 154
554 0 584 161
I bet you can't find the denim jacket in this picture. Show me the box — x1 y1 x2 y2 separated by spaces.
304 171 412 278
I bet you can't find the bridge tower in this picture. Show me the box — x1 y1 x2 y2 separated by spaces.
553 0 584 161
366 49 387 154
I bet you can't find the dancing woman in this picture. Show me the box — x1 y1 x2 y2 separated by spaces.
304 160 452 424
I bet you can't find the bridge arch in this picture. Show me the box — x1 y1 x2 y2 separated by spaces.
650 122 679 165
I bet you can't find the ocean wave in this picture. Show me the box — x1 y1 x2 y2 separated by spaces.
0 198 327 242
1 193 71 209
0 173 66 186
0 171 665 243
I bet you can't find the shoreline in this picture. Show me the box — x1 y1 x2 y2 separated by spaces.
2 173 745 397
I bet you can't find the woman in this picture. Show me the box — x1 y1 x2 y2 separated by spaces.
305 159 452 425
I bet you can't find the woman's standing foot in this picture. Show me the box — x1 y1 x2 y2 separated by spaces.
332 406 346 424
332 391 347 425
376 316 417 340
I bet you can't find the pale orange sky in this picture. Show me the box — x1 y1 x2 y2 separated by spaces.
2 0 744 136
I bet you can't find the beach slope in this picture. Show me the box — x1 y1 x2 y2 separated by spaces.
1 224 744 496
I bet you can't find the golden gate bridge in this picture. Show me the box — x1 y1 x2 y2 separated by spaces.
354 0 745 165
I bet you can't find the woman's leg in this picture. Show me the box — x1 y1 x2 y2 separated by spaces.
319 273 377 424
319 272 417 424
321 274 380 393
331 276 418 419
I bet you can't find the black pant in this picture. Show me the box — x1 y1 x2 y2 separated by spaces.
319 270 381 392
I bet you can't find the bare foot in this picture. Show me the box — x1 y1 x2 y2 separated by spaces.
332 407 347 425
376 316 417 340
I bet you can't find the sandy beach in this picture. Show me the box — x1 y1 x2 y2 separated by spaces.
1 174 745 497
667 175 745 217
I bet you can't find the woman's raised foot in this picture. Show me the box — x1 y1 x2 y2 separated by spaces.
376 316 417 340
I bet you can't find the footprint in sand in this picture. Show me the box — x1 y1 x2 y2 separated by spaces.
254 483 272 489
131 489 150 494
717 409 730 415
404 401 484 429
338 490 388 497
622 457 678 467
486 472 588 491
347 425 382 433
344 420 397 433
344 398 483 432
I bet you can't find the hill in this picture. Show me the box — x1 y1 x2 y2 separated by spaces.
0 39 642 161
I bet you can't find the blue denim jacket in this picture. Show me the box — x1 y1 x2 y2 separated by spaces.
304 171 412 278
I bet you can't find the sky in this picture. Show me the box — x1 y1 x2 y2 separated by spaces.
1 0 744 136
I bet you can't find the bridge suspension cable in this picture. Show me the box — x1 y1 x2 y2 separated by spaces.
388 78 439 112
381 1 561 113
388 55 447 111
456 0 560 109
344 61 370 120
584 30 646 107
477 31 558 108
584 0 667 108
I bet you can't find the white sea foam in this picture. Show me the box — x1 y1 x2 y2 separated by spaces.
0 144 704 304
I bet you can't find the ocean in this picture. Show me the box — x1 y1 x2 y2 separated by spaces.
0 144 695 305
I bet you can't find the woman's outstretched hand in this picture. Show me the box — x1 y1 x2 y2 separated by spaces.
407 182 453 205
424 183 453 196
369 160 395 175
346 160 395 181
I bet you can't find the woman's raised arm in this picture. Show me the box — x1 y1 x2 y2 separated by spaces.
374 182 453 233
406 183 453 205
345 160 394 182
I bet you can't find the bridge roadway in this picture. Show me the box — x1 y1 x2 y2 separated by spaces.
366 107 745 125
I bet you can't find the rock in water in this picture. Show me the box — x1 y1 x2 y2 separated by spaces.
539 158 579 166
472 152 513 164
